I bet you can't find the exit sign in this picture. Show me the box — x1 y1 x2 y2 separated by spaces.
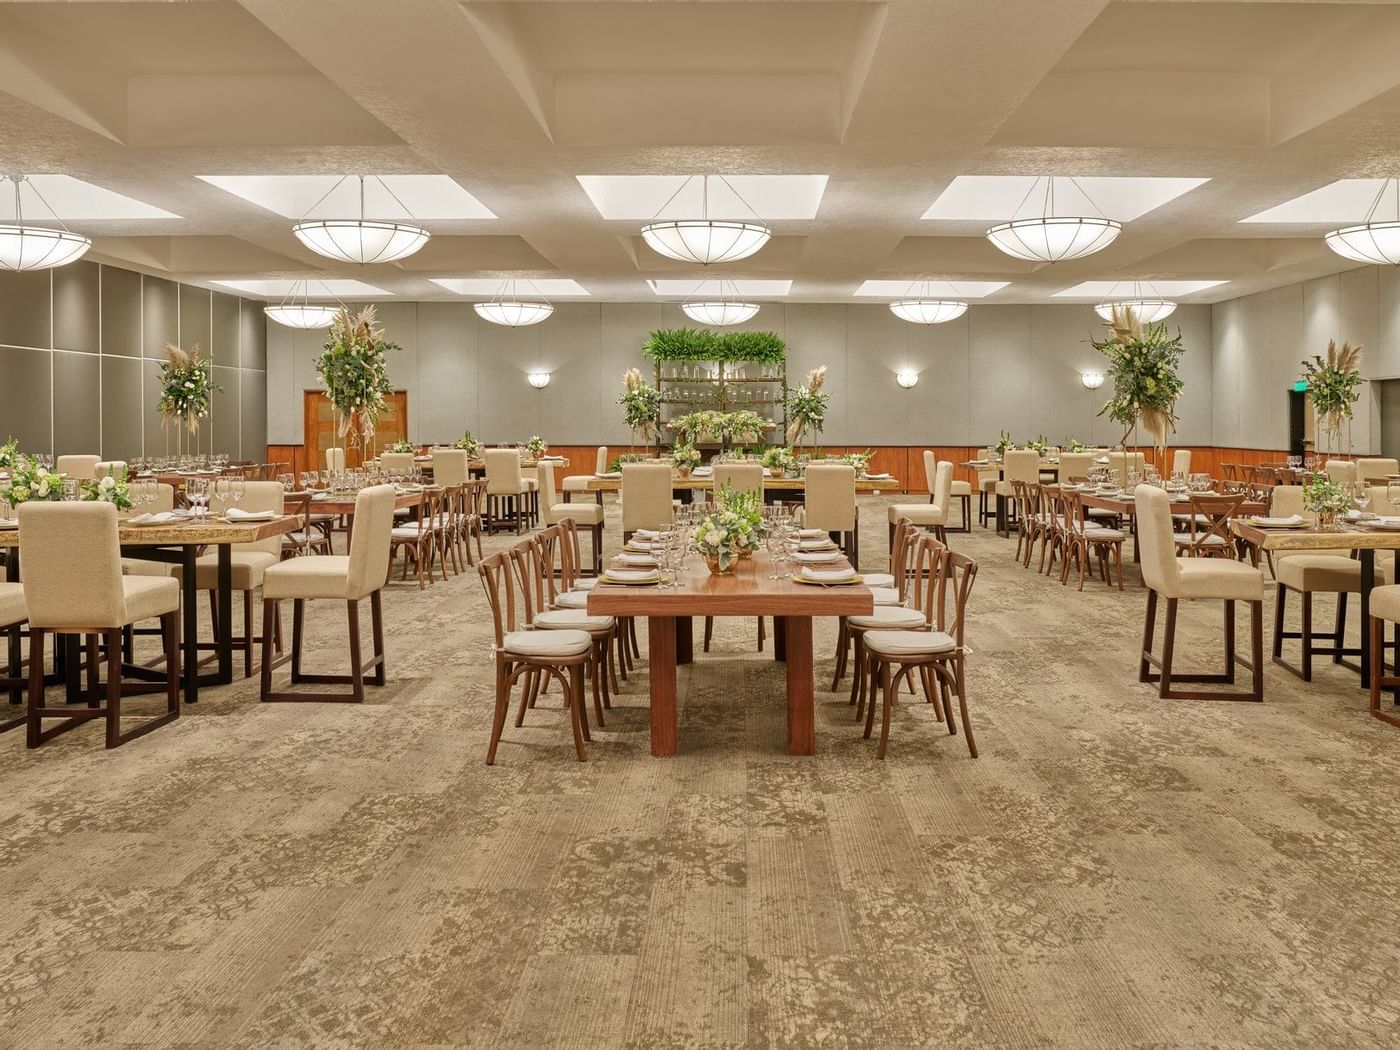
1292 380 1309 392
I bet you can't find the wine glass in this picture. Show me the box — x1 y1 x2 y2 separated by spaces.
186 477 209 520
1355 481 1372 518
230 476 246 513
766 523 787 579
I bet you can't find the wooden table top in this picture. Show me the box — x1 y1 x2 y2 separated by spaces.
1232 519 1400 551
0 513 300 548
286 489 428 515
960 460 1061 476
1076 489 1268 516
584 474 901 493
588 549 874 617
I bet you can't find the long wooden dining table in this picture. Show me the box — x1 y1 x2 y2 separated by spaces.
587 549 873 757
1075 488 1268 561
584 474 901 498
1 514 300 704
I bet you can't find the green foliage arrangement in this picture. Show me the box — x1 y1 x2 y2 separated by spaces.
389 440 415 453
1066 438 1087 453
82 467 132 510
452 430 482 458
785 366 829 448
670 443 702 470
993 430 1013 455
157 343 220 436
1303 475 1351 520
1093 306 1185 453
607 452 648 473
1 458 63 505
317 306 399 450
642 327 787 364
1301 341 1366 456
526 436 548 458
617 368 662 451
670 410 767 446
1025 435 1050 456
761 446 796 473
693 484 763 573
841 449 875 474
0 436 18 468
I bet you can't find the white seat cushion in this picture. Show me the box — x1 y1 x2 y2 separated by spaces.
863 630 956 657
173 550 280 591
551 503 604 526
1166 559 1266 602
572 579 599 591
561 476 591 491
863 572 895 588
263 555 354 600
950 480 971 496
122 576 181 623
1370 583 1400 623
390 526 428 540
0 582 26 627
503 629 591 657
888 503 946 525
869 587 901 606
535 609 613 632
847 606 926 630
979 477 997 493
122 557 174 578
1277 554 1380 595
1079 526 1124 541
553 591 590 609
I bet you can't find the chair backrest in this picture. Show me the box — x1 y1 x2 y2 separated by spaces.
803 464 856 532
1270 485 1304 517
1171 449 1192 476
1325 459 1357 485
889 517 918 600
326 447 345 473
506 540 543 625
1057 452 1093 480
55 454 99 480
714 462 763 495
921 450 937 494
380 452 414 476
1134 485 1181 595
120 481 174 517
18 501 127 629
1182 492 1244 555
95 460 127 480
1002 450 1041 485
477 552 519 647
941 550 978 645
552 518 584 592
622 462 675 532
537 461 561 524
484 449 523 495
931 459 953 511
593 446 609 474
432 449 469 487
346 484 396 599
1356 457 1399 482
210 480 285 557
907 533 949 629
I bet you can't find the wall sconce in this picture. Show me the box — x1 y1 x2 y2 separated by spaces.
895 370 919 389
528 372 551 389
1080 371 1104 390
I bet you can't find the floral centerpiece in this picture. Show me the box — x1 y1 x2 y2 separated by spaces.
1303 475 1351 530
157 343 219 451
525 435 548 458
761 445 796 477
0 436 18 469
453 430 482 458
670 443 702 476
1025 435 1050 456
727 410 766 446
1301 340 1366 458
1 457 64 505
618 368 662 455
993 430 1013 456
692 485 762 574
608 452 648 473
785 366 829 450
1066 438 1087 453
316 306 398 454
388 439 415 453
669 410 768 449
81 467 132 511
841 449 874 475
1093 305 1185 471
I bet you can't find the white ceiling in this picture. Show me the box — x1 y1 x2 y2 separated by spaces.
4 0 1400 306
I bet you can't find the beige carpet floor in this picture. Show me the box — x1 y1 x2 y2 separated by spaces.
2 497 1398 1049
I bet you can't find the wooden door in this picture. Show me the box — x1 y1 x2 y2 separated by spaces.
303 390 408 469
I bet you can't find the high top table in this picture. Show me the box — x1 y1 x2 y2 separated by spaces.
587 549 872 757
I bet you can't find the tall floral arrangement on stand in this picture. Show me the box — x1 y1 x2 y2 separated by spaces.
316 306 398 457
617 368 661 455
1301 340 1366 458
1093 305 1185 473
785 365 830 451
157 343 219 454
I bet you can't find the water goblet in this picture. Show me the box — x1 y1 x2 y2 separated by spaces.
1355 482 1372 517
186 477 209 520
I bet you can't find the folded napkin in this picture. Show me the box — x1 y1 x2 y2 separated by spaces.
797 528 827 539
1371 516 1400 528
0 518 17 529
125 511 178 525
862 472 892 480
540 455 564 461
800 538 837 550
615 552 657 565
801 566 857 582
595 471 622 479
603 568 660 582
1248 514 1304 527
794 550 842 563
226 508 276 521
635 529 660 539
692 467 713 476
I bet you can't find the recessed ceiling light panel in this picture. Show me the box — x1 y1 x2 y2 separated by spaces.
197 175 495 220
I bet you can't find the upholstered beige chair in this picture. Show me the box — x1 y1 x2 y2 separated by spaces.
539 460 604 574
19 501 180 747
94 460 127 480
1057 452 1094 480
55 454 99 480
380 451 414 476
1325 459 1358 485
121 483 177 577
1356 458 1399 482
621 462 674 541
714 462 764 495
563 446 608 505
0 582 28 735
172 481 285 678
259 484 395 703
1367 585 1400 728
484 448 531 534
1105 451 1147 486
886 454 953 546
992 451 1040 535
1136 485 1265 701
1171 450 1192 476
326 446 346 473
975 447 999 528
804 463 859 567
432 448 469 488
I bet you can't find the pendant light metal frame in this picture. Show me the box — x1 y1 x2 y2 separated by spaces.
1324 179 1400 265
986 177 1122 262
888 279 969 324
0 174 92 271
292 175 431 265
1093 280 1176 324
641 175 772 265
264 279 343 329
474 279 554 327
680 277 760 326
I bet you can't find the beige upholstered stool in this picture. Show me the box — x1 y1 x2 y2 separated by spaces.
886 454 952 547
1274 552 1386 681
1325 459 1357 486
804 463 859 568
95 460 127 480
1367 585 1400 728
563 446 608 505
713 462 764 495
326 446 346 473
19 501 180 748
54 454 100 480
621 462 675 541
994 450 1040 536
380 452 414 475
0 582 28 735
484 449 532 534
1357 458 1400 483
1136 485 1265 701
259 484 395 703
539 460 604 574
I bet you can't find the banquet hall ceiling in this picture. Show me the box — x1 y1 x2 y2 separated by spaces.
2 0 1400 306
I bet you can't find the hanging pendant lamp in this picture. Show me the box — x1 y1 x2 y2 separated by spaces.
888 280 968 324
0 175 92 271
986 177 1121 262
475 279 554 327
264 280 341 329
641 175 771 265
1325 179 1400 265
292 175 430 264
680 278 759 325
1093 280 1176 324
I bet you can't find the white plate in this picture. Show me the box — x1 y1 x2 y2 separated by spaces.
1367 517 1400 531
0 518 16 530
794 550 842 563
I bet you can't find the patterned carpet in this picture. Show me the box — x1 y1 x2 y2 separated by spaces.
2 496 1398 1049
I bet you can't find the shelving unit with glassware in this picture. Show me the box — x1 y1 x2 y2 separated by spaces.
654 359 787 447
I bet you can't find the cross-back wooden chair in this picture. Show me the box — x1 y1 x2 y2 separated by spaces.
1176 492 1245 560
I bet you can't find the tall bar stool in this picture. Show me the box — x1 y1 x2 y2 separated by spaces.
54 454 100 480
1325 459 1357 486
1136 485 1265 701
621 462 675 542
975 448 998 528
259 484 395 703
1367 585 1400 728
1 583 28 734
538 460 604 575
886 454 952 548
19 501 180 748
484 448 531 535
326 446 346 473
1171 449 1192 476
563 446 608 505
431 449 472 570
994 451 1040 536
713 462 764 496
804 463 859 568
1357 458 1399 483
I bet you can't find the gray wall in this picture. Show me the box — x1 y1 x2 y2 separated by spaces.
0 260 267 460
267 301 1215 448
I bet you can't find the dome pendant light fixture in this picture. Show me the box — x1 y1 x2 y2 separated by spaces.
474 279 554 327
986 176 1121 262
1093 280 1176 324
292 175 430 264
888 280 969 324
0 175 92 271
264 279 341 329
680 277 760 326
1325 178 1400 265
641 175 771 265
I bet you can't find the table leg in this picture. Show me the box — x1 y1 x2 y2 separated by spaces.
6 551 20 707
1361 549 1375 689
649 615 678 757
995 493 1009 538
773 615 787 662
785 616 815 754
216 545 233 683
181 545 199 703
676 617 693 666
62 634 81 702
